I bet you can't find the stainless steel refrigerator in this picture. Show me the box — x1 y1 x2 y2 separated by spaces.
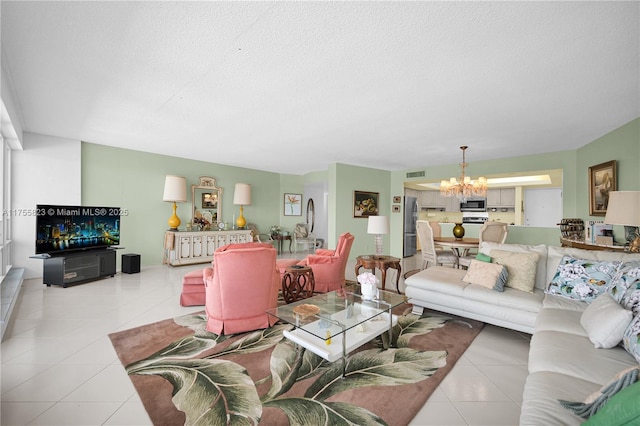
403 196 418 257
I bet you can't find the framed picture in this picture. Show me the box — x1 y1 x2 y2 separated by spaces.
284 193 302 216
353 190 379 218
201 192 218 208
392 205 401 213
393 196 402 204
589 160 617 216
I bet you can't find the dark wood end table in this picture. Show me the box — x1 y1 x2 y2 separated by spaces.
354 255 402 293
272 235 293 254
282 265 315 303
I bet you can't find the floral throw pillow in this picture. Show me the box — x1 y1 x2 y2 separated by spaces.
609 261 640 315
623 314 640 364
546 255 622 303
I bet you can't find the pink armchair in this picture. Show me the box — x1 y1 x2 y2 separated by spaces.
204 242 280 335
297 232 355 293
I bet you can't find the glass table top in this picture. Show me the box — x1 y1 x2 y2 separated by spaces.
267 287 406 340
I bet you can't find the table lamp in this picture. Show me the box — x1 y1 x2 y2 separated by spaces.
367 215 389 257
162 175 187 230
604 191 640 252
233 183 251 229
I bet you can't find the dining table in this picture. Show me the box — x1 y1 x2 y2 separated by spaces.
433 236 480 258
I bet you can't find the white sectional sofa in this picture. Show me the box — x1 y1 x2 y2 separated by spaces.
404 242 640 425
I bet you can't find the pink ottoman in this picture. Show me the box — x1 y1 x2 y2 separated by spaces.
276 258 300 275
180 269 206 306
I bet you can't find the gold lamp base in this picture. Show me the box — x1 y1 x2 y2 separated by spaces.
168 201 181 230
236 205 246 229
629 235 640 253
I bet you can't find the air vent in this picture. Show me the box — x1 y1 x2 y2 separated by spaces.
406 171 425 178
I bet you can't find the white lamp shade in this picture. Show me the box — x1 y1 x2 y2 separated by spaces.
162 175 187 202
233 183 252 205
604 191 640 227
367 215 390 235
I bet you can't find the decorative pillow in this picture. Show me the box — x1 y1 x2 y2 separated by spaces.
610 261 640 315
490 249 539 293
546 255 622 303
580 293 633 348
560 366 639 419
583 380 640 425
462 260 508 291
295 224 308 238
475 253 492 263
622 314 640 364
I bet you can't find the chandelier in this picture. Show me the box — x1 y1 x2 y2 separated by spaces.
440 146 488 200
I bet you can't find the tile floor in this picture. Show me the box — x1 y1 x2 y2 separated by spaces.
1 253 531 425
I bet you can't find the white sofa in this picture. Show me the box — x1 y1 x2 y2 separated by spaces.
404 242 640 425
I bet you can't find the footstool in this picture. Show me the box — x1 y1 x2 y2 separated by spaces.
180 268 206 306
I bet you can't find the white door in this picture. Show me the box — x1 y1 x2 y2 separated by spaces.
524 188 563 227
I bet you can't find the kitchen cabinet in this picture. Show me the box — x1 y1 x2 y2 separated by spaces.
487 188 515 208
420 191 460 212
420 191 445 208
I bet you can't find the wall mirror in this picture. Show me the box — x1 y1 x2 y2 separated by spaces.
192 176 223 229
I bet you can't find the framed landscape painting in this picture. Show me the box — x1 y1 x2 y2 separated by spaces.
588 160 616 216
353 191 379 218
284 193 302 216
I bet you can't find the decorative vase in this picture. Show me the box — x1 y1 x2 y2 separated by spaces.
453 223 465 239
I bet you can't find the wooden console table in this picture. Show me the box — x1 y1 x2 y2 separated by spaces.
560 237 626 252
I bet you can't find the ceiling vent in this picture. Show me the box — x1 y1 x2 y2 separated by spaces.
406 171 425 178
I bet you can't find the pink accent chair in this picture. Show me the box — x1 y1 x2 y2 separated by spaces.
204 242 280 335
277 232 355 293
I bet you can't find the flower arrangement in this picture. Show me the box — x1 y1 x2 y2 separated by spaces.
357 272 377 286
193 216 210 230
270 225 281 237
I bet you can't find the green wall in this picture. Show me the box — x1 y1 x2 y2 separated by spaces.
82 144 283 266
81 117 639 266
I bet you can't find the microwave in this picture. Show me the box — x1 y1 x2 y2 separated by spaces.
460 198 487 212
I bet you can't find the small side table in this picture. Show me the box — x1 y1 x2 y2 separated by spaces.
354 255 402 293
271 235 293 254
282 265 315 303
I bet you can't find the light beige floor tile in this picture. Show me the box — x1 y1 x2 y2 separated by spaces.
477 365 528 403
0 363 51 395
454 401 522 425
1 363 105 402
63 364 136 402
0 401 55 425
29 402 125 425
439 364 511 402
104 401 152 425
462 328 530 366
409 400 468 425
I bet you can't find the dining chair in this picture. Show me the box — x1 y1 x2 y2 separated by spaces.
458 221 509 268
416 220 458 269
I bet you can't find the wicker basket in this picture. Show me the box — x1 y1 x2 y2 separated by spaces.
559 218 585 241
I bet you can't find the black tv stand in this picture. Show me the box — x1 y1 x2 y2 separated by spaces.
42 249 116 287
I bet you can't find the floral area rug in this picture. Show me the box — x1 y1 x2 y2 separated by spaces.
109 307 483 426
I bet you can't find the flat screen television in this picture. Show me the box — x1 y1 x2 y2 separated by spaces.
35 204 121 255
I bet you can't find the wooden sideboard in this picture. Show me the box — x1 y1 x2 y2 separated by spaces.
163 230 253 266
559 237 626 252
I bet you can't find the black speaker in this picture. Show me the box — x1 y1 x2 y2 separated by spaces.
122 253 141 274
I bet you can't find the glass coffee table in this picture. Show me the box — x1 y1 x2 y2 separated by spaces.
267 287 406 377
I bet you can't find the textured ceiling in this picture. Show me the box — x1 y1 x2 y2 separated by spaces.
1 1 638 175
